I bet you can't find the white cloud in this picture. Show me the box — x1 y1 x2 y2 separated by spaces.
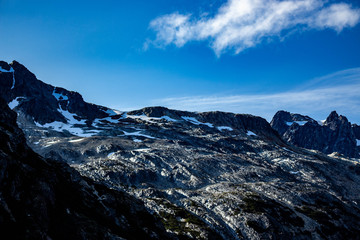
153 68 360 123
148 0 360 55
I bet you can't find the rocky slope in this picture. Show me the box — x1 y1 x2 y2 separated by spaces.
2 60 360 239
271 110 360 158
0 98 174 239
0 60 112 131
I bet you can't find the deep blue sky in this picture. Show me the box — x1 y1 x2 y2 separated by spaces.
1 0 360 122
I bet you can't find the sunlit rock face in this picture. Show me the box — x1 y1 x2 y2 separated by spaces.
2 60 360 239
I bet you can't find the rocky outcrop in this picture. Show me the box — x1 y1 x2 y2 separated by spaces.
0 98 171 240
0 60 109 125
129 107 284 144
353 124 360 140
271 110 359 158
270 110 314 135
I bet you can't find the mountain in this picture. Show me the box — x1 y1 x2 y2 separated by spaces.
0 97 174 240
2 60 360 239
0 60 113 137
271 110 360 158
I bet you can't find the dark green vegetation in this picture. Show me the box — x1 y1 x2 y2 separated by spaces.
296 199 360 239
151 198 222 240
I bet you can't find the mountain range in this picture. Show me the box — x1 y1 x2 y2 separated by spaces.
1 60 360 239
271 110 360 158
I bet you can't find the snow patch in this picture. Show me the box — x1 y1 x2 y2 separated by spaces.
53 88 69 101
357 139 360 147
58 108 86 125
133 148 151 152
290 171 299 175
69 138 85 143
103 108 122 116
122 130 156 139
217 126 233 131
94 116 120 125
126 114 157 123
125 113 178 123
247 131 256 136
318 120 326 126
8 97 24 110
160 116 178 122
107 152 117 160
133 139 142 143
35 117 99 137
181 116 214 128
43 140 61 147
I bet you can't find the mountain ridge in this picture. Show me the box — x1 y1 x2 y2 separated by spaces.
2 60 360 239
271 110 359 158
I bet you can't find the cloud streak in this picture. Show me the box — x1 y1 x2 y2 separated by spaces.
147 0 360 55
153 68 360 123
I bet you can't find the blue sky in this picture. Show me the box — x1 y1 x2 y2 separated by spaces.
0 0 360 122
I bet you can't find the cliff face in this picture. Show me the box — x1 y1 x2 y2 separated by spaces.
0 98 171 240
271 110 359 158
0 60 109 125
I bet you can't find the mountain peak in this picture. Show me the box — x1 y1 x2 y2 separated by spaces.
0 61 12 71
271 110 358 158
326 111 340 122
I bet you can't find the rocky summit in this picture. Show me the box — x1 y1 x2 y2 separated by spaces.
271 110 360 158
1 61 360 239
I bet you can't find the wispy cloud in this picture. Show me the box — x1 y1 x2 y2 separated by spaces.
147 0 360 55
153 68 360 122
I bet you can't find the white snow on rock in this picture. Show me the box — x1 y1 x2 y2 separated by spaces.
133 148 151 152
357 139 360 147
286 121 308 126
35 108 99 137
103 108 122 116
125 113 178 123
133 139 142 143
94 116 120 125
217 126 233 131
122 130 156 139
95 113 178 127
43 140 61 148
107 152 117 160
8 97 24 110
69 138 85 143
247 131 256 136
58 108 86 125
181 116 214 128
318 120 326 126
36 121 98 137
290 171 300 175
159 116 178 122
53 88 69 101
126 114 157 123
